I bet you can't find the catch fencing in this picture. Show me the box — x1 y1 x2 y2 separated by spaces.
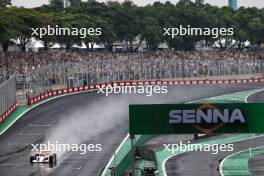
0 77 17 119
23 57 264 98
0 68 7 85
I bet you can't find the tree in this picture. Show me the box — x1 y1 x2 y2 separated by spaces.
1 0 264 53
82 16 102 51
55 13 88 52
0 0 11 7
35 13 58 51
0 8 21 53
0 8 22 75
141 17 162 51
107 1 141 52
69 0 81 4
247 12 264 48
231 8 251 50
67 0 107 16
13 8 42 51
99 19 116 52
69 13 101 51
49 0 64 11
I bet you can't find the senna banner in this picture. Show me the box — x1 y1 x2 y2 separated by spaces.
129 103 264 135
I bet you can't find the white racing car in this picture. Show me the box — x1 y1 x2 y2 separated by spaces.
30 151 57 167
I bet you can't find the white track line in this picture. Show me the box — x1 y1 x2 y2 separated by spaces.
29 123 56 127
162 88 264 176
162 134 264 176
2 86 263 176
0 86 125 136
100 95 216 176
245 88 264 103
19 132 43 136
218 88 264 176
219 146 264 176
45 165 82 172
0 89 97 136
100 134 129 176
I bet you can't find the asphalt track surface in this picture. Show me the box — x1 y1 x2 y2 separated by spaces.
247 90 264 176
249 153 264 176
165 85 264 176
0 83 264 176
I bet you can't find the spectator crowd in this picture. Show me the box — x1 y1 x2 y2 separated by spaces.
0 50 263 81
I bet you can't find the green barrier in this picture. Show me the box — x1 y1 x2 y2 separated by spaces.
152 90 261 176
130 103 264 135
106 135 153 176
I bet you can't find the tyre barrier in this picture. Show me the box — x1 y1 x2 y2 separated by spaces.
27 78 264 106
0 102 18 123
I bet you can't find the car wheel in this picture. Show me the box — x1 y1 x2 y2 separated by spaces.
30 156 34 164
53 153 57 164
34 154 39 159
49 155 54 165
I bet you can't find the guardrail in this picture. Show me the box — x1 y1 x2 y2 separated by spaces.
0 76 264 175
26 77 264 105
22 58 264 99
0 77 17 123
1 77 264 126
0 102 18 124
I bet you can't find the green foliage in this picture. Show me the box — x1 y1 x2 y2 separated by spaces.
0 0 11 7
49 0 64 11
69 0 81 4
0 0 264 52
141 17 162 51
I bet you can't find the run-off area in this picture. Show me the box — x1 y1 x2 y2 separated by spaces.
0 83 264 176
